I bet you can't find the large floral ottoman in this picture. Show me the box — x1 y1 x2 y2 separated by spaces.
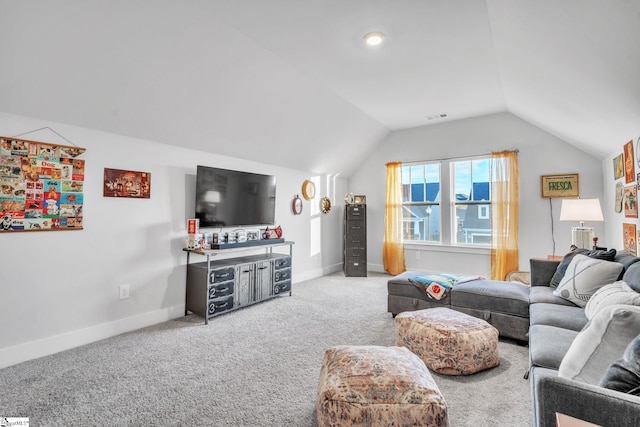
395 307 499 375
316 345 448 427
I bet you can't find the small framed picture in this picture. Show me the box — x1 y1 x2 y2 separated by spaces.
624 140 636 184
540 174 579 198
613 154 624 180
103 168 151 199
624 185 638 218
624 223 637 256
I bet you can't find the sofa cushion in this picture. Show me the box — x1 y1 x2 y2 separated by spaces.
449 279 530 317
623 262 640 293
529 286 579 306
553 255 623 307
558 305 640 385
550 248 617 288
529 324 579 370
585 281 640 320
599 334 640 395
529 303 588 331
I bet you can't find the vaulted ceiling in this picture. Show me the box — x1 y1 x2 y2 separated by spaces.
1 1 638 176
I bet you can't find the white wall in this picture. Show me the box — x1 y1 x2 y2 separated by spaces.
348 112 604 277
602 141 640 251
0 112 345 368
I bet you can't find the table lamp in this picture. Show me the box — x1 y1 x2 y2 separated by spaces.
559 198 604 249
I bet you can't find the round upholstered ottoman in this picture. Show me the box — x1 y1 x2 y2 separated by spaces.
316 345 448 427
395 307 500 375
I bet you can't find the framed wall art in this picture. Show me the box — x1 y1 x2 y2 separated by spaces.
0 136 86 232
540 174 579 198
103 168 151 199
624 140 635 184
624 185 638 218
613 154 624 180
624 223 637 256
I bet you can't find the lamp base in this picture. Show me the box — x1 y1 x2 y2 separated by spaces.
572 227 594 250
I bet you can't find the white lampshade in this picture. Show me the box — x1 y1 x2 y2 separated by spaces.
560 198 604 249
560 198 604 224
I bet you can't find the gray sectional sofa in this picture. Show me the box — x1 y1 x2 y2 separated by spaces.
387 250 640 427
528 252 640 427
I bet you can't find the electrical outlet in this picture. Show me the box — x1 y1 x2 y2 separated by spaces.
119 284 130 300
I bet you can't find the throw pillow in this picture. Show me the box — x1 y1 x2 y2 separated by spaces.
558 304 640 385
550 248 588 288
585 281 640 320
550 248 617 288
553 255 623 307
408 274 482 301
599 333 640 395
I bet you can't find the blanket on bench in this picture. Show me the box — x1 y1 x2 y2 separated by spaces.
408 273 484 301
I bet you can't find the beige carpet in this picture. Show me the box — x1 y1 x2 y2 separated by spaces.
0 272 531 426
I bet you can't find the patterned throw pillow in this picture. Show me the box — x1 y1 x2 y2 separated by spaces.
553 255 623 307
585 281 640 320
550 248 617 288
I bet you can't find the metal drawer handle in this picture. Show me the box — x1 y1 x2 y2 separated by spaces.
217 273 229 278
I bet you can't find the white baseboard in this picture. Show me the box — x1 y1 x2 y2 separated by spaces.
0 304 184 370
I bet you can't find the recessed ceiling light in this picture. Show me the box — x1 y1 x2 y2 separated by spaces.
363 32 385 46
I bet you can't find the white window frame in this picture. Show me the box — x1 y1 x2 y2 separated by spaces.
400 155 493 249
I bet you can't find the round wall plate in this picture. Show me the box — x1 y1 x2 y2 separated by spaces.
321 197 331 213
344 192 354 204
302 179 316 200
292 195 303 215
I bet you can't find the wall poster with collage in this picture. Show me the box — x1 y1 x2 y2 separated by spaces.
614 137 640 254
0 136 86 232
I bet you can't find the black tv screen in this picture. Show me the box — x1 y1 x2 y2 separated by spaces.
195 165 276 228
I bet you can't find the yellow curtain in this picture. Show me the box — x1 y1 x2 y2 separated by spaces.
490 150 519 280
383 161 406 275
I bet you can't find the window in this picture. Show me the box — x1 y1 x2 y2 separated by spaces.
453 158 491 245
401 163 440 242
400 156 491 246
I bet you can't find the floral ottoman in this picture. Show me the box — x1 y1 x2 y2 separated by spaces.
395 307 499 375
316 345 448 427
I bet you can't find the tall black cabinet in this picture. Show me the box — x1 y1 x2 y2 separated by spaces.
344 204 367 276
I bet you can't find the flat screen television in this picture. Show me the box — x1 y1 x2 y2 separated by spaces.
195 165 276 228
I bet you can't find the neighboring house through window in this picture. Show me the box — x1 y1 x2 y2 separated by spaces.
400 156 491 246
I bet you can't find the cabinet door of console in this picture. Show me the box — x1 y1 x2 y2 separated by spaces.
255 260 272 300
236 263 254 306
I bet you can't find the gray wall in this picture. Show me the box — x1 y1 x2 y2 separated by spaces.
348 112 604 277
0 112 346 368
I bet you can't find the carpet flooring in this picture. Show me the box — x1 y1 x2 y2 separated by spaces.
0 272 531 426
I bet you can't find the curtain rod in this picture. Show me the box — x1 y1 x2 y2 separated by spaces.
387 149 519 166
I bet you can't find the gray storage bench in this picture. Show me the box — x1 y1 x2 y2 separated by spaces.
387 271 530 342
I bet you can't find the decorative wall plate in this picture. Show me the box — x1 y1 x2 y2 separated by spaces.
292 194 303 215
302 180 316 200
354 195 366 204
320 197 331 213
344 192 354 204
